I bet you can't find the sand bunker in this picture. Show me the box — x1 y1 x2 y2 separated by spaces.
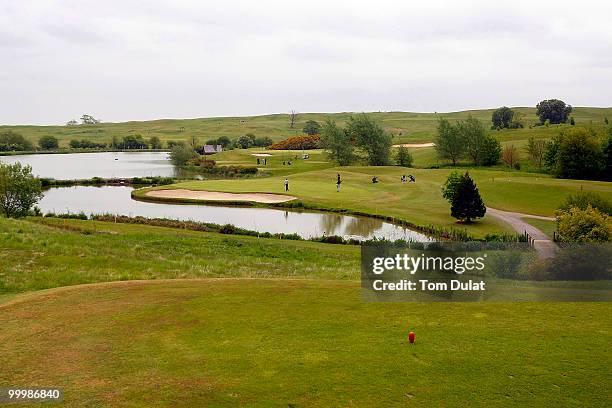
146 189 297 203
393 142 435 148
251 153 272 157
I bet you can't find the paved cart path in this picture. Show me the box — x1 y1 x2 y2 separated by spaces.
487 207 558 259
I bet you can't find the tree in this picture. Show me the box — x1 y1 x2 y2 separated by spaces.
435 118 464 166
459 116 487 166
450 172 486 223
346 114 393 166
38 135 59 150
395 146 413 167
441 171 463 203
544 135 561 169
509 111 524 129
556 206 611 242
189 136 199 150
205 138 218 146
320 119 355 166
235 135 254 149
525 136 547 168
554 127 605 179
0 162 43 218
491 106 514 129
303 120 321 135
118 135 148 149
245 133 257 145
479 135 501 166
169 145 198 166
217 136 231 148
80 114 100 125
0 131 34 151
603 134 612 181
254 136 274 147
289 110 298 129
536 99 572 124
66 120 78 126
501 145 519 168
149 136 163 149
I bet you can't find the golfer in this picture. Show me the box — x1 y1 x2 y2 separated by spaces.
284 178 289 191
336 173 342 192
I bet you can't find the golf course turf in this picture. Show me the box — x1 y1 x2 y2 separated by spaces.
138 167 612 239
1 217 611 407
1 279 610 407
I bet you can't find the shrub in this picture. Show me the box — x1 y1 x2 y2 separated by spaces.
556 205 612 242
559 192 612 215
38 135 59 150
254 136 274 147
0 131 34 151
69 139 107 149
219 224 236 234
0 162 44 218
268 135 321 150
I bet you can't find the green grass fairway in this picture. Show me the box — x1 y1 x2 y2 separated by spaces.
2 107 610 148
1 279 610 407
143 167 612 238
213 148 336 176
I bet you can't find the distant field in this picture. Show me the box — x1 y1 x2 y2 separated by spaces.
2 107 610 148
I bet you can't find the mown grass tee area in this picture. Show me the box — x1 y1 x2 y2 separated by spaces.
1 217 611 407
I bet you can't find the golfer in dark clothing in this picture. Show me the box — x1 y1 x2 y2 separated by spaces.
336 174 341 192
284 178 289 191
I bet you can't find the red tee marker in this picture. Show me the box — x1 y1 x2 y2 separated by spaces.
408 331 415 344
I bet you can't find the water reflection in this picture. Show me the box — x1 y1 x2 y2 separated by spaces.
0 152 175 179
38 186 430 241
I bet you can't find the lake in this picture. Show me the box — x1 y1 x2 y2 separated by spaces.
0 151 175 179
38 186 430 241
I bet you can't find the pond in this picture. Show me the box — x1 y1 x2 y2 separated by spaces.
38 186 430 241
0 152 175 179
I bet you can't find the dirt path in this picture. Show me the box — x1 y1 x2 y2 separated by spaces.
487 207 558 259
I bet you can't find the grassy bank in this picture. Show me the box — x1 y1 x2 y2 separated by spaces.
0 217 358 294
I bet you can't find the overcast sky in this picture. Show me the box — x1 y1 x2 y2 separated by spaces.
1 0 610 125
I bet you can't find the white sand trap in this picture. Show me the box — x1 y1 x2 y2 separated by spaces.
251 153 272 157
147 189 297 203
393 142 435 148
